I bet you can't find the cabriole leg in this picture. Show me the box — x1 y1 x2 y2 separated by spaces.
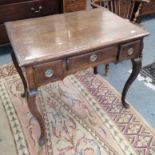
11 51 27 97
27 89 46 146
122 58 142 108
94 66 98 74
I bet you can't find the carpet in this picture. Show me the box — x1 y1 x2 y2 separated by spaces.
0 64 155 155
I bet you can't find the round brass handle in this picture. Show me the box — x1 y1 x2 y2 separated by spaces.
90 54 97 62
31 5 43 13
128 47 134 56
44 69 54 78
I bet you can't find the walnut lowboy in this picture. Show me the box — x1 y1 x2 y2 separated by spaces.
5 8 149 145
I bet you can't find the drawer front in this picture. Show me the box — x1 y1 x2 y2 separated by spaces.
118 40 141 61
0 24 9 44
67 46 118 71
33 60 64 86
0 0 57 23
141 2 155 16
63 0 86 13
0 0 31 5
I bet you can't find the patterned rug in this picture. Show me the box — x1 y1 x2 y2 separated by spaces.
141 62 155 84
0 64 155 155
137 62 155 91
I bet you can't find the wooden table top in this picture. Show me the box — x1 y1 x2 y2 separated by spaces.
5 8 149 66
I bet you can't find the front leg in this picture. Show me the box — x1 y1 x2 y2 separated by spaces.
27 89 46 146
94 66 98 74
121 57 142 108
11 51 27 97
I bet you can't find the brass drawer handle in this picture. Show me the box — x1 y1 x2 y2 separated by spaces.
90 54 97 62
31 5 43 13
128 47 134 56
44 69 54 78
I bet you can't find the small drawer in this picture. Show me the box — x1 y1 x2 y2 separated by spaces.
63 0 86 13
118 40 141 61
33 60 64 86
67 46 118 71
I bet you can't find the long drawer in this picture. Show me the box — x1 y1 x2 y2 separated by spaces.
0 0 58 23
67 46 118 71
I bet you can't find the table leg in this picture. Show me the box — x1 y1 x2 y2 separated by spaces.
104 64 109 76
11 51 27 97
121 57 142 108
94 66 98 74
11 51 46 145
27 89 46 146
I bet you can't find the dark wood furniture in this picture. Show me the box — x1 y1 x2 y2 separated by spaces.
140 0 155 16
0 0 60 46
5 8 149 146
63 0 86 13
